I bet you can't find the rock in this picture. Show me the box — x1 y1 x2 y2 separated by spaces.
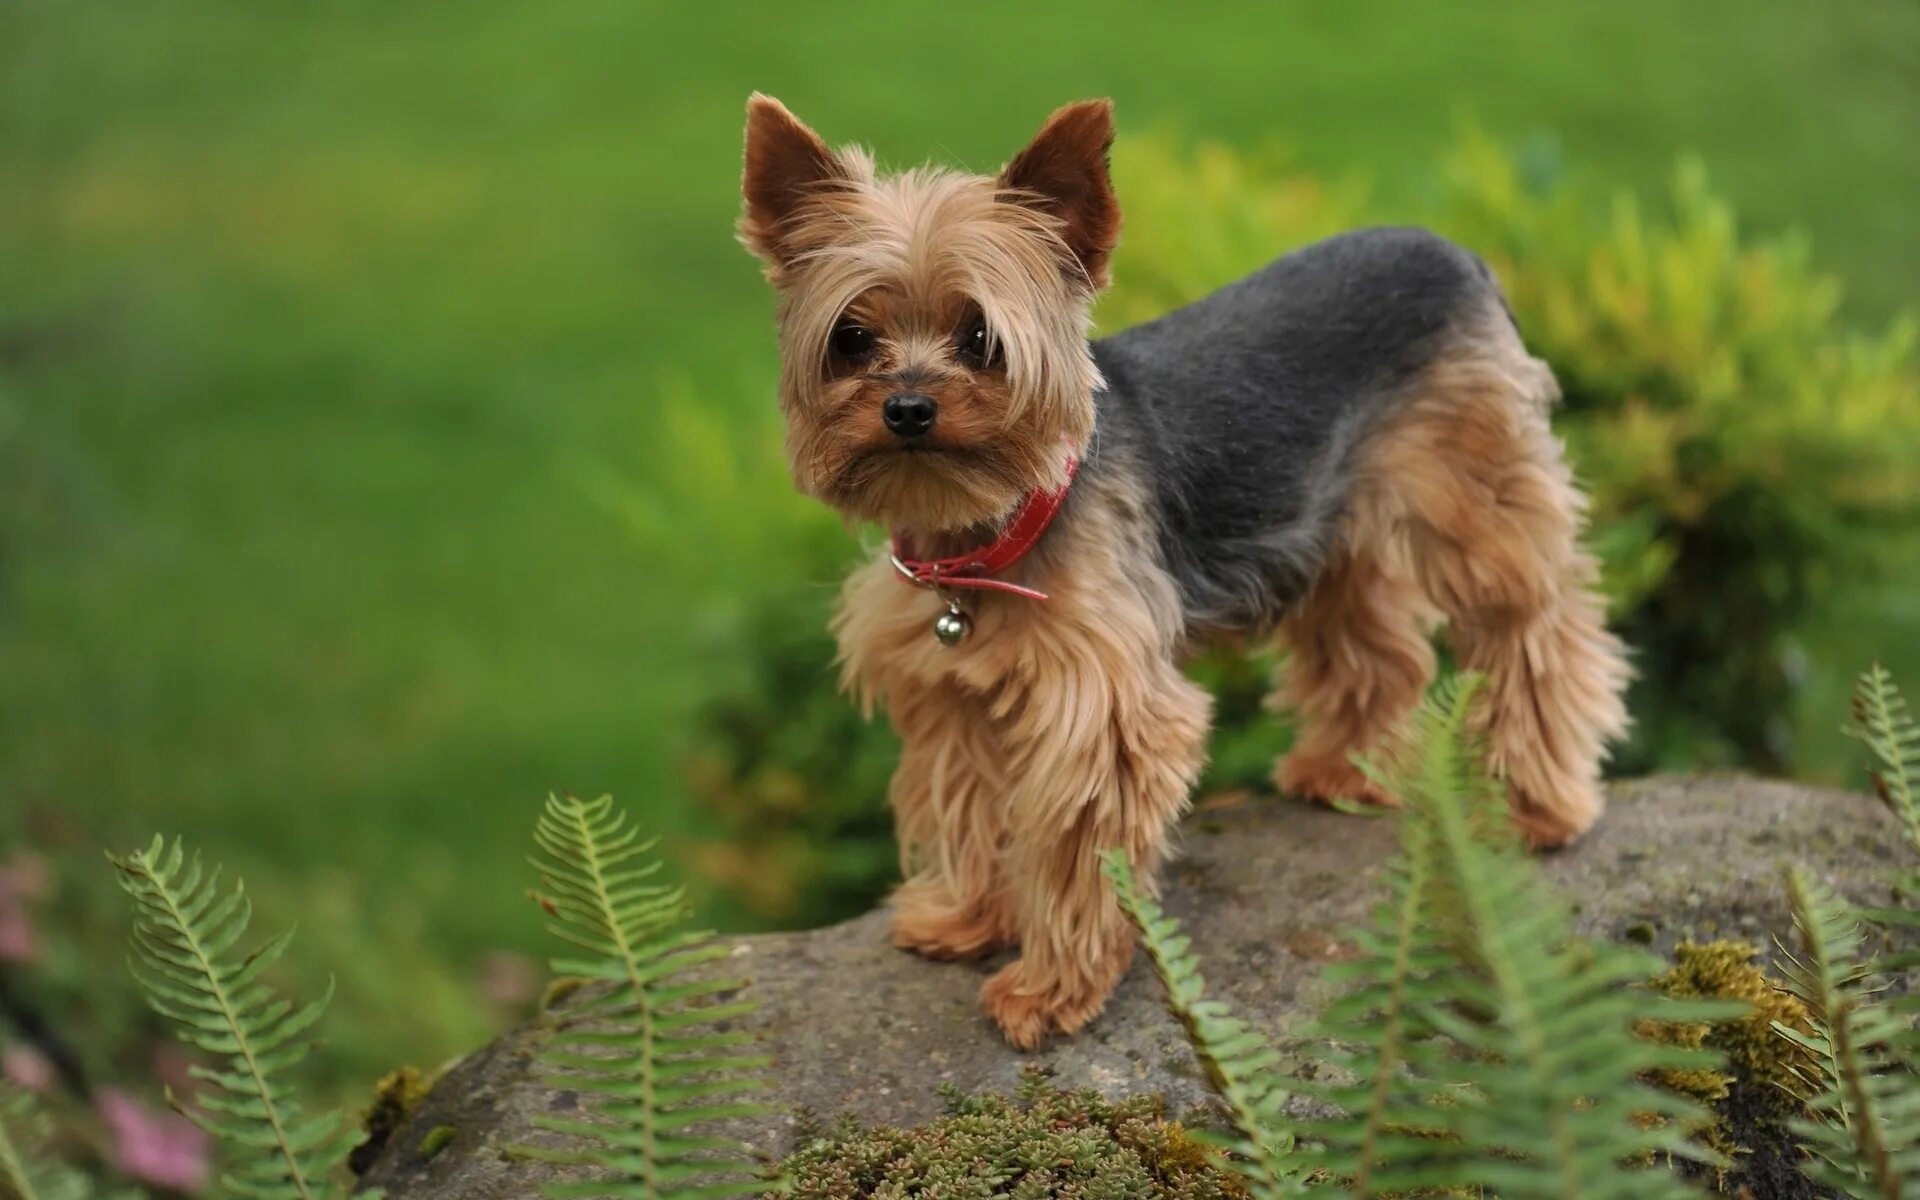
357 775 1905 1198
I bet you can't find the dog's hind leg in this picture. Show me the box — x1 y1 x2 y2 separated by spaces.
1372 316 1631 846
1273 517 1437 809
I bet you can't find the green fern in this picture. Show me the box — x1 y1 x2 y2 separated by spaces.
1101 851 1298 1198
107 837 355 1200
0 1085 88 1200
1847 663 1920 855
1299 672 1493 1195
1303 674 1727 1198
1844 663 1920 971
522 794 777 1199
1115 675 1730 1198
1774 866 1920 1198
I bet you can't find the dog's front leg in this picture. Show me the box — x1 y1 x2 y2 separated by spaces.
979 642 1211 1049
836 558 1022 961
883 682 1018 960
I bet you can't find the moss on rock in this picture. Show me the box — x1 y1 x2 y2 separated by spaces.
351 1066 435 1174
417 1125 459 1160
775 1067 1246 1199
1641 939 1822 1197
1651 940 1814 1091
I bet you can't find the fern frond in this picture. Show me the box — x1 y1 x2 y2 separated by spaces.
1844 663 1920 967
1299 675 1482 1195
1847 663 1920 856
1102 851 1297 1198
525 794 776 1199
0 1085 88 1200
108 837 357 1190
107 837 350 1200
1871 872 1920 977
1775 866 1920 1198
1303 674 1727 1198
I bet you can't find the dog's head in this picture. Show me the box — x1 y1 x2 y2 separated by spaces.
739 96 1117 534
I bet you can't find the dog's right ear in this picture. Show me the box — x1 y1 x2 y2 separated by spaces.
740 94 843 269
998 99 1120 289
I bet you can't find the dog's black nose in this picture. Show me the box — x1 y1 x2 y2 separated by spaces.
882 392 938 438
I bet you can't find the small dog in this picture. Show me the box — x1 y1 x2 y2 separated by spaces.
738 95 1629 1048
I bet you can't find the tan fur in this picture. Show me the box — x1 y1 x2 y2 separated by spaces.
1274 527 1436 808
835 470 1211 1048
881 683 1017 960
1275 311 1631 845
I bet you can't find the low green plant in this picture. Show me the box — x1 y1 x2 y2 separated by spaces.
1184 647 1295 797
1317 676 1729 1197
1763 663 1920 1197
1775 868 1920 1198
1847 663 1920 968
1113 675 1731 1197
1104 855 1296 1199
107 837 361 1200
519 793 779 1199
681 595 900 928
95 801 783 1199
0 1085 90 1200
1848 662 1920 856
776 1068 1245 1200
586 388 899 930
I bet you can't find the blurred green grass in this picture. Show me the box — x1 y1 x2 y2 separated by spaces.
2 0 1916 1086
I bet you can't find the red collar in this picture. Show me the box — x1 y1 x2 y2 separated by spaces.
888 456 1079 601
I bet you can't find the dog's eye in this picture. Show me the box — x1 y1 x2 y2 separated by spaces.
956 318 1001 368
830 321 876 362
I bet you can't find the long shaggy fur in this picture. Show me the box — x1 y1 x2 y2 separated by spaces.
740 96 1632 1048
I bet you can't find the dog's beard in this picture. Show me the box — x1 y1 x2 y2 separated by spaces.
819 442 1044 534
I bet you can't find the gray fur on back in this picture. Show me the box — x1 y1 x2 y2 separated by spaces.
1078 226 1506 636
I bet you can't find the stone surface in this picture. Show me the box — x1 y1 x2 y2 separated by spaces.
358 775 1904 1198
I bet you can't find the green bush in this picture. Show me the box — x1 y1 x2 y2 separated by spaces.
1437 132 1920 771
586 387 898 928
680 594 900 927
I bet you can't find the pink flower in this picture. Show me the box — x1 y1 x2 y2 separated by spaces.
97 1086 211 1194
0 852 51 902
1 1043 54 1093
0 851 50 964
0 896 34 962
477 950 540 1009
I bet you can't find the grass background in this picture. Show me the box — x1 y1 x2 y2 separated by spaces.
2 0 1916 1086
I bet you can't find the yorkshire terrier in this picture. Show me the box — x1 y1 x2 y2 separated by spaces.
738 95 1629 1049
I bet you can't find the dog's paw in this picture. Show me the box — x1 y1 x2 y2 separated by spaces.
978 960 1113 1051
1276 753 1399 810
1508 781 1602 850
889 882 1010 961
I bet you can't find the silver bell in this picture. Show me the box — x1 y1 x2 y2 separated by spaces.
933 604 971 647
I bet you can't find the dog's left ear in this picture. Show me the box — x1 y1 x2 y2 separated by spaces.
998 99 1121 289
